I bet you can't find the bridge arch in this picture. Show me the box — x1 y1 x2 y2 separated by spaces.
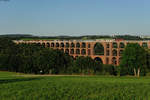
94 57 103 64
81 49 86 55
76 49 80 54
65 42 69 48
142 42 148 48
119 42 125 48
76 42 80 48
113 42 118 48
82 42 86 48
47 42 50 47
112 57 117 65
119 50 124 56
51 42 54 47
42 43 45 48
65 49 69 54
37 42 41 46
56 43 59 47
93 42 104 55
71 43 75 47
112 49 117 56
60 43 64 47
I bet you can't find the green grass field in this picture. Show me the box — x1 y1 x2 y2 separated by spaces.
1 71 150 100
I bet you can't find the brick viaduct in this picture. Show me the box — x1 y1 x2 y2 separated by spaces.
14 39 150 66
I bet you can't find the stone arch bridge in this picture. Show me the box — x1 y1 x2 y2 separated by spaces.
14 39 150 66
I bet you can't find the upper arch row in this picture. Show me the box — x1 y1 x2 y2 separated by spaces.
37 42 149 49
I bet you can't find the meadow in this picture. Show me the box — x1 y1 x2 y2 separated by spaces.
0 71 150 100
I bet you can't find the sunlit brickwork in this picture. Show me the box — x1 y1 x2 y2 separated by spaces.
14 39 150 66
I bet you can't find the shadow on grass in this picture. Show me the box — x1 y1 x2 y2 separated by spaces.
0 77 42 84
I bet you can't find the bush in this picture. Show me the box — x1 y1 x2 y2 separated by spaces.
102 65 117 75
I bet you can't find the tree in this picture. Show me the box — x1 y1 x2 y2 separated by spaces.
48 49 73 74
145 49 150 73
120 43 147 77
0 38 19 71
74 56 102 74
0 38 74 74
102 64 117 75
33 48 52 74
74 56 92 74
17 43 43 73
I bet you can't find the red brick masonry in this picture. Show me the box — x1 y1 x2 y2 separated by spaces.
14 39 150 66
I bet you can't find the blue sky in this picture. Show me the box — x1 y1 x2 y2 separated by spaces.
0 0 149 36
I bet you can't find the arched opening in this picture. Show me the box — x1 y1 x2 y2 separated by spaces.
65 49 69 54
119 50 124 56
70 49 74 54
76 49 80 54
142 42 148 48
51 43 54 47
119 42 125 48
112 57 117 65
37 43 41 46
113 42 118 48
82 42 86 48
42 43 45 48
71 43 75 48
94 43 104 55
81 49 86 55
56 43 59 47
119 57 122 64
106 43 110 48
94 57 103 64
88 44 91 48
112 49 117 56
76 42 80 48
66 42 69 48
47 42 50 47
60 43 64 47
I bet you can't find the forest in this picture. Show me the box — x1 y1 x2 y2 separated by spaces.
0 34 150 40
0 37 150 76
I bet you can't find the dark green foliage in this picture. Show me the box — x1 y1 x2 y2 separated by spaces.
115 35 142 40
120 43 147 76
0 38 149 76
0 38 108 75
145 49 150 74
73 56 104 75
102 64 117 75
0 38 19 71
0 38 74 74
112 42 118 48
18 45 73 74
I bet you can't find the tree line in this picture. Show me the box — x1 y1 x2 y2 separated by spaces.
0 38 150 76
1 34 150 40
0 38 116 75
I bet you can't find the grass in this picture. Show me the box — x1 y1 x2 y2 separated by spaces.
1 71 150 100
